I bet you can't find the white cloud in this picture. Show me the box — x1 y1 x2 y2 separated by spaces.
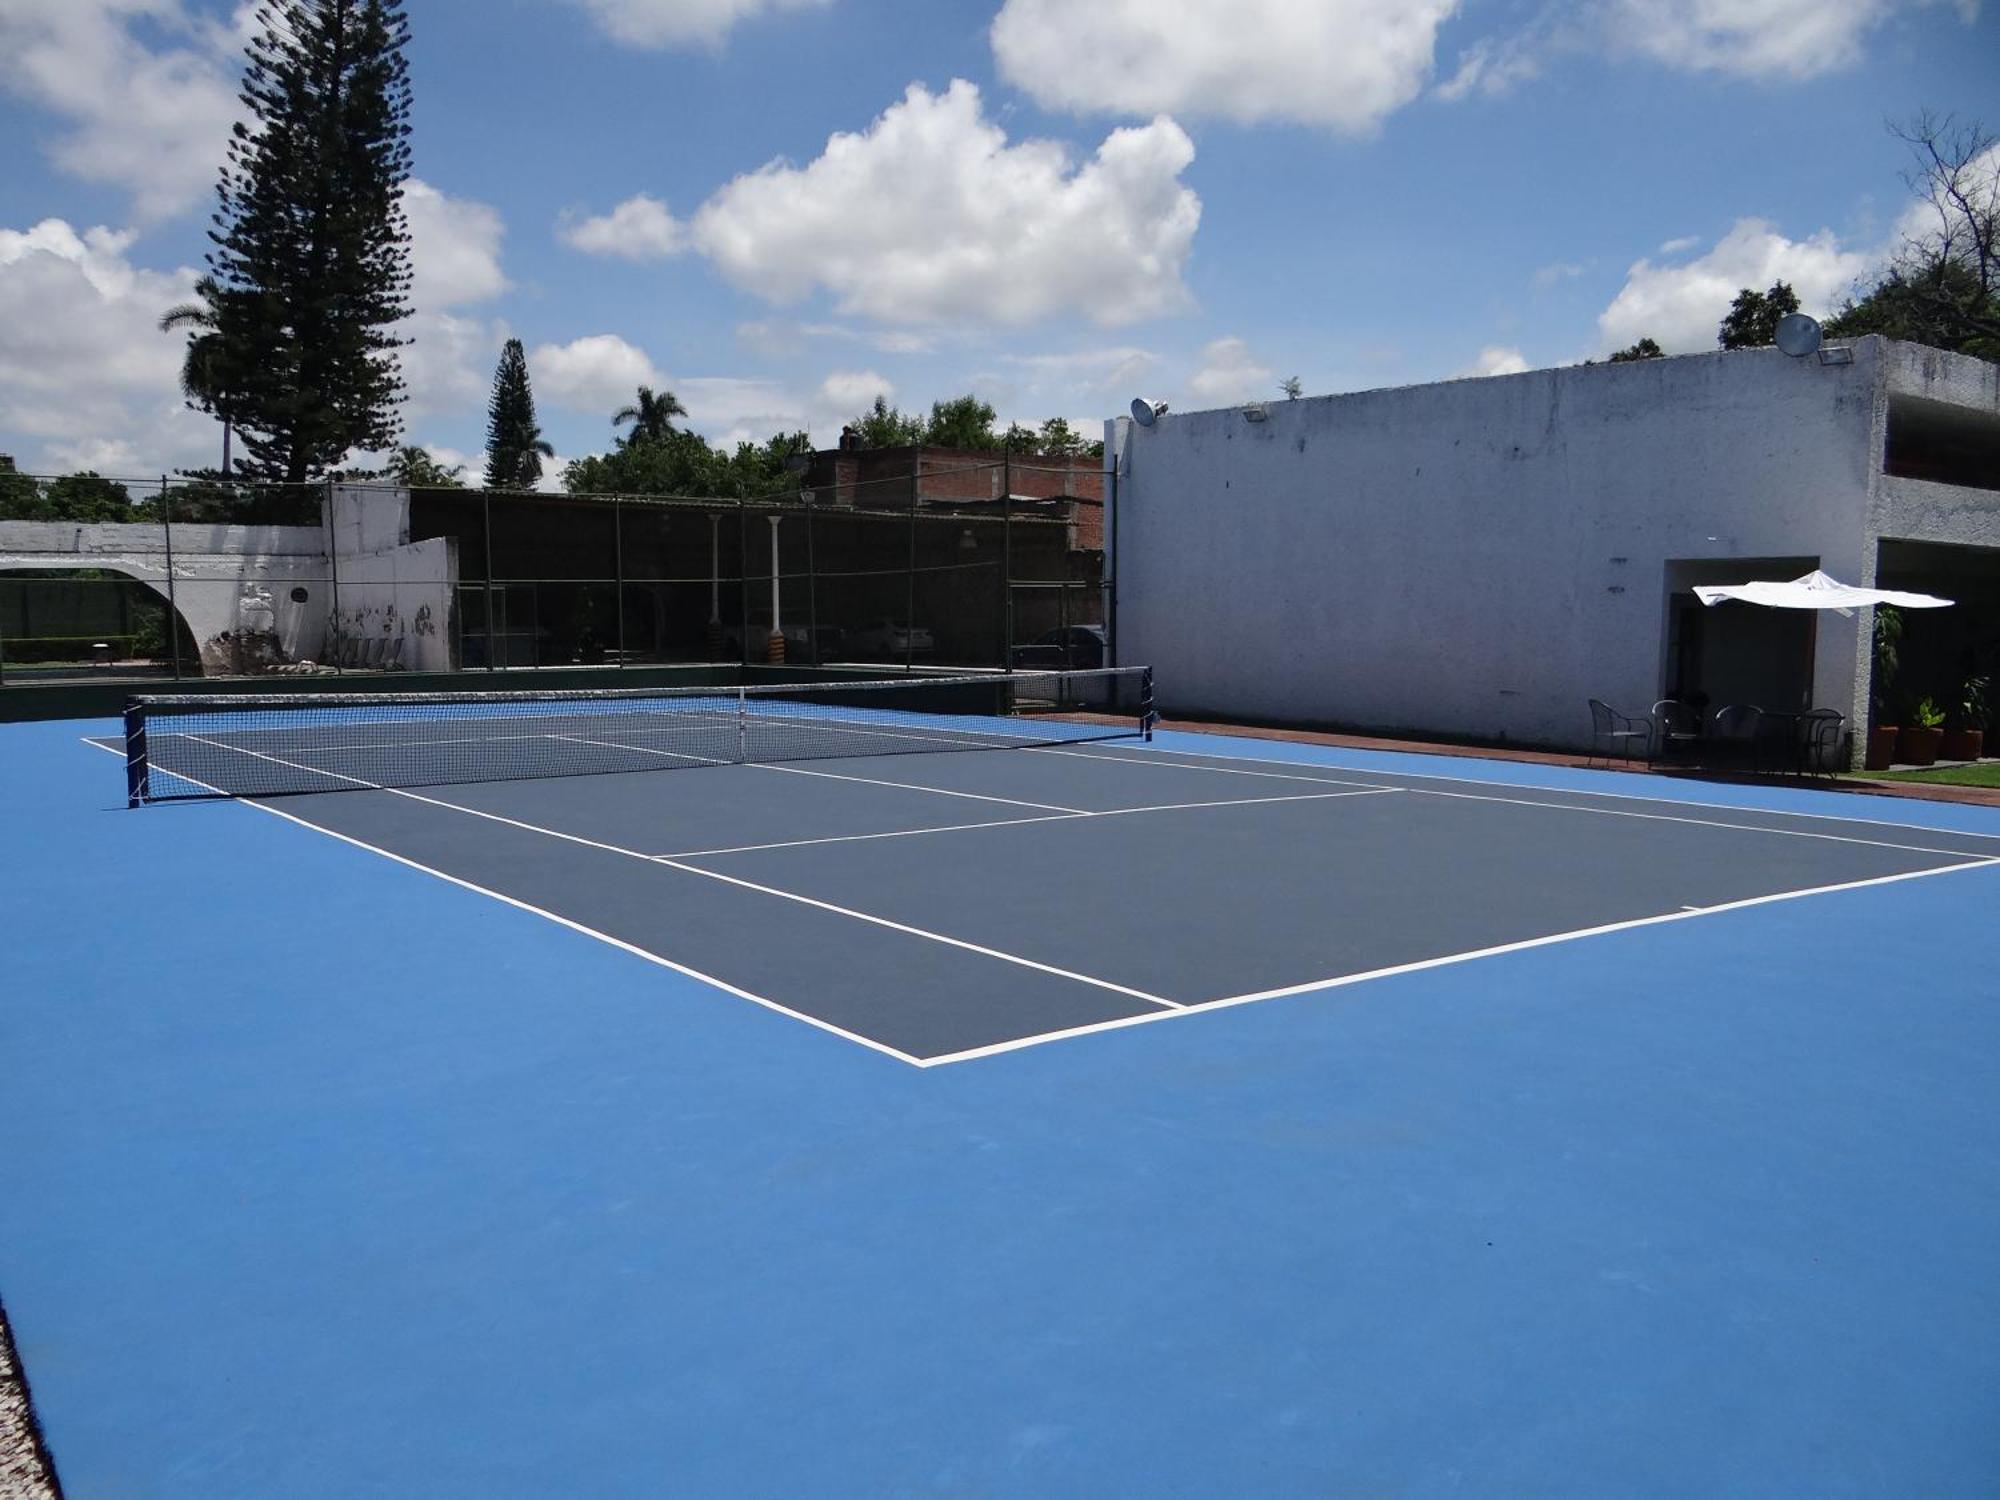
992 0 1460 132
1596 218 1874 353
529 335 667 414
1597 0 1964 79
0 0 242 222
0 218 216 473
818 370 893 413
400 310 506 424
560 0 831 48
690 80 1200 328
1457 345 1531 377
1187 337 1275 406
1532 261 1587 287
1436 29 1546 101
1658 234 1701 254
680 376 809 447
1003 347 1159 402
405 180 508 309
737 320 937 357
559 194 688 261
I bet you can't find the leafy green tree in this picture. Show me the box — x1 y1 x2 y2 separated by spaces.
0 457 38 518
1826 258 1995 352
159 277 248 475
0 471 136 522
1718 281 1801 349
1279 376 1304 400
387 446 465 488
612 385 687 447
1035 417 1088 457
1607 337 1665 363
198 0 414 483
1826 114 1998 362
848 395 925 448
483 339 553 489
923 394 1001 450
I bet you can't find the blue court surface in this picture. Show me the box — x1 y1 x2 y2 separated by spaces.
4 708 2000 1495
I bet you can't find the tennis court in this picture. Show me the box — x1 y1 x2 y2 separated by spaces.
4 674 2000 1494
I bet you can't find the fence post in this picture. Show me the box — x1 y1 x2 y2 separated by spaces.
1001 441 1013 671
613 497 626 668
904 474 917 673
325 478 342 675
737 498 750 668
482 488 496 670
1107 463 1119 670
804 494 821 667
161 474 182 680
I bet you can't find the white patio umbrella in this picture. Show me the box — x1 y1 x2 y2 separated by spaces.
1693 569 1953 616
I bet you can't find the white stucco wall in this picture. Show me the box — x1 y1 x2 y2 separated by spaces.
0 489 459 674
1108 341 1912 751
328 535 456 672
0 520 331 670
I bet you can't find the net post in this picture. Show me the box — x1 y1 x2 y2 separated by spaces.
736 682 748 764
123 698 149 806
1141 666 1155 741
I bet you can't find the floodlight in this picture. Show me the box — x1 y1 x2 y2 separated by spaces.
1130 398 1167 427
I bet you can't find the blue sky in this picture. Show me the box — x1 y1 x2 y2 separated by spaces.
0 0 1992 482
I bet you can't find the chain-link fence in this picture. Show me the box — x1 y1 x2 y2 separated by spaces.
0 453 1109 685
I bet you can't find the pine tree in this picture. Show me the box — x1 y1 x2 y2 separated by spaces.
483 339 553 489
201 0 414 483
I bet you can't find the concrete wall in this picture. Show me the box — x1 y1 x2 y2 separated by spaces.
0 520 330 671
0 488 461 675
327 535 456 672
1110 341 1894 750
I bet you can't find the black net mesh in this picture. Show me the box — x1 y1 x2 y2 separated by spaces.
124 668 1154 802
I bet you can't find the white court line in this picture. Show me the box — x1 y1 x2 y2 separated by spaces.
917 855 2000 1067
662 812 1084 859
79 739 925 1067
756 762 1087 812
555 730 1088 813
168 733 1181 1013
98 731 2000 1068
657 787 1396 859
1040 745 1999 859
550 732 730 766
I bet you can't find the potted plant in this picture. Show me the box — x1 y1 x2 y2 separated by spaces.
1941 675 1988 762
1897 696 1947 766
1865 606 1902 771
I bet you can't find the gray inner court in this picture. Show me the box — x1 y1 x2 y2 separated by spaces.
104 734 2000 1063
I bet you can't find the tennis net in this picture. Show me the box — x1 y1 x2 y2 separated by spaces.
123 667 1154 804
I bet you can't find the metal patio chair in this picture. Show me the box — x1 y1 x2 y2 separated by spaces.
1588 698 1652 765
1798 710 1846 777
1708 704 1763 770
1650 700 1703 763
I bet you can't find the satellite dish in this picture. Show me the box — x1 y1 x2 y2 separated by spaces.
1130 398 1167 427
1775 313 1822 358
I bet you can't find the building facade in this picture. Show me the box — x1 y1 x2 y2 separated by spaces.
1108 337 2000 756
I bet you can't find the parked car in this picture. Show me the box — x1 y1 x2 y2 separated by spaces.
1010 625 1106 671
845 619 934 660
782 624 845 662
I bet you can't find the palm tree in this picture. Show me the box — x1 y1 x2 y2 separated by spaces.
160 279 240 474
612 385 687 447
